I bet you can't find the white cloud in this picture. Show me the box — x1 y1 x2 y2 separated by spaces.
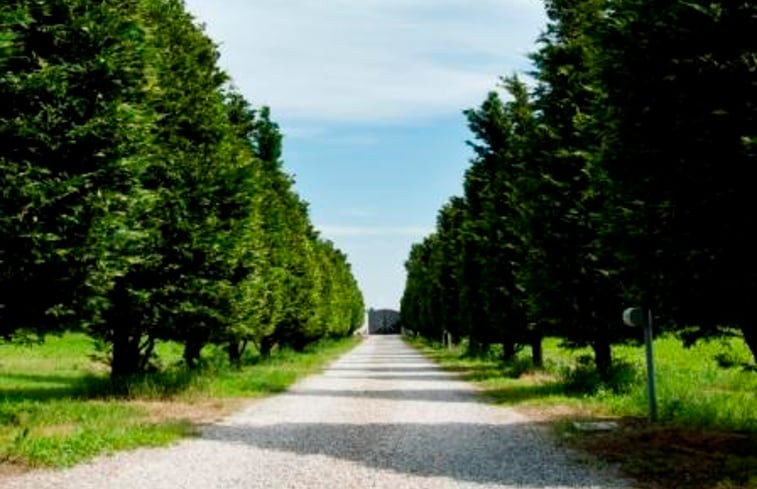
185 0 546 124
317 225 433 238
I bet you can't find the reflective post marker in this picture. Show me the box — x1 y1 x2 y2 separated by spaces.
623 307 658 423
643 309 657 422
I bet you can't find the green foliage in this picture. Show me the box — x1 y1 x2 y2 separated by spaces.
591 0 757 360
560 356 639 395
1 0 158 337
0 0 364 376
401 0 757 374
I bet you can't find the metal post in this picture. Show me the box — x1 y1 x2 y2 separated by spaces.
644 309 658 422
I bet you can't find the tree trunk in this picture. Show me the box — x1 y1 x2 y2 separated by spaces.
742 325 757 365
228 340 242 368
183 338 204 369
467 337 489 357
530 334 543 368
111 333 142 378
259 336 275 358
502 340 516 363
592 340 612 380
467 335 480 356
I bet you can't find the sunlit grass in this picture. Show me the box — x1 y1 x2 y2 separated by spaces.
407 333 757 431
0 333 360 468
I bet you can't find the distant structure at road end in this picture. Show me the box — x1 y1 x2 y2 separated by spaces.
368 308 401 335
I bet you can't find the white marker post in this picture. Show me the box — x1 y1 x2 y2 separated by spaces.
623 307 658 422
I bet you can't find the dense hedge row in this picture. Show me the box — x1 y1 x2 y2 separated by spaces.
401 0 756 374
0 0 364 376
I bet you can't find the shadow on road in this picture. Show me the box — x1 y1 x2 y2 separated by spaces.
328 366 444 373
286 388 479 403
203 421 625 488
329 374 459 381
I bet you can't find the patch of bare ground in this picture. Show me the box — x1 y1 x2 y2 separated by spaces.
29 424 77 438
577 424 756 489
518 371 558 384
533 412 757 489
132 398 247 426
0 461 29 480
513 403 756 488
515 403 598 423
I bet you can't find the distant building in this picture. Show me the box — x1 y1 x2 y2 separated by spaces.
368 308 401 335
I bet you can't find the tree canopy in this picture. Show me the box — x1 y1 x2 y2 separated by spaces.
0 0 364 376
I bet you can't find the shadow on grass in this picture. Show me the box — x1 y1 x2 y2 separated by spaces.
483 382 573 405
0 336 354 404
409 347 583 406
0 372 90 384
0 372 112 402
0 368 201 403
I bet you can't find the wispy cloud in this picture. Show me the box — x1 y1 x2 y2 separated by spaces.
317 225 433 238
186 0 546 124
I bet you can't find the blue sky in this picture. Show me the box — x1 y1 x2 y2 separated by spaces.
184 0 547 310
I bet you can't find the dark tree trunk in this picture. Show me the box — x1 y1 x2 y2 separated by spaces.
111 333 142 378
227 341 241 368
259 336 275 358
227 340 247 369
467 337 489 357
291 337 308 352
467 336 481 356
742 325 757 365
502 340 516 363
183 338 204 369
592 340 612 380
530 334 543 368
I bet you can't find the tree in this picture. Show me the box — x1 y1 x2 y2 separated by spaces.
592 0 757 362
2 0 364 377
433 197 467 343
1 0 158 343
459 77 540 361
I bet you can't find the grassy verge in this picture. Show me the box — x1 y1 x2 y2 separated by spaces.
406 334 757 489
0 333 360 470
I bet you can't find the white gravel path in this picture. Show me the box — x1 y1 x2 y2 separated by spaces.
2 335 632 489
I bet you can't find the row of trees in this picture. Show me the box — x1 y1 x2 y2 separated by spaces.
0 0 364 376
401 0 756 376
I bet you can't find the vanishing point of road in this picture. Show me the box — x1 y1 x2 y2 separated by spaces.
3 336 631 489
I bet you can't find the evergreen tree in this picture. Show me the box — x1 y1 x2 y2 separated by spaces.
1 0 158 341
593 0 757 361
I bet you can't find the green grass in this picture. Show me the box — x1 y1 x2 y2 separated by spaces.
592 336 756 430
406 334 757 432
0 333 360 468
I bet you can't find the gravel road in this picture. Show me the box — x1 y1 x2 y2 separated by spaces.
3 335 631 489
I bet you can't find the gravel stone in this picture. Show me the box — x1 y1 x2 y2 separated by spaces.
2 335 633 488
